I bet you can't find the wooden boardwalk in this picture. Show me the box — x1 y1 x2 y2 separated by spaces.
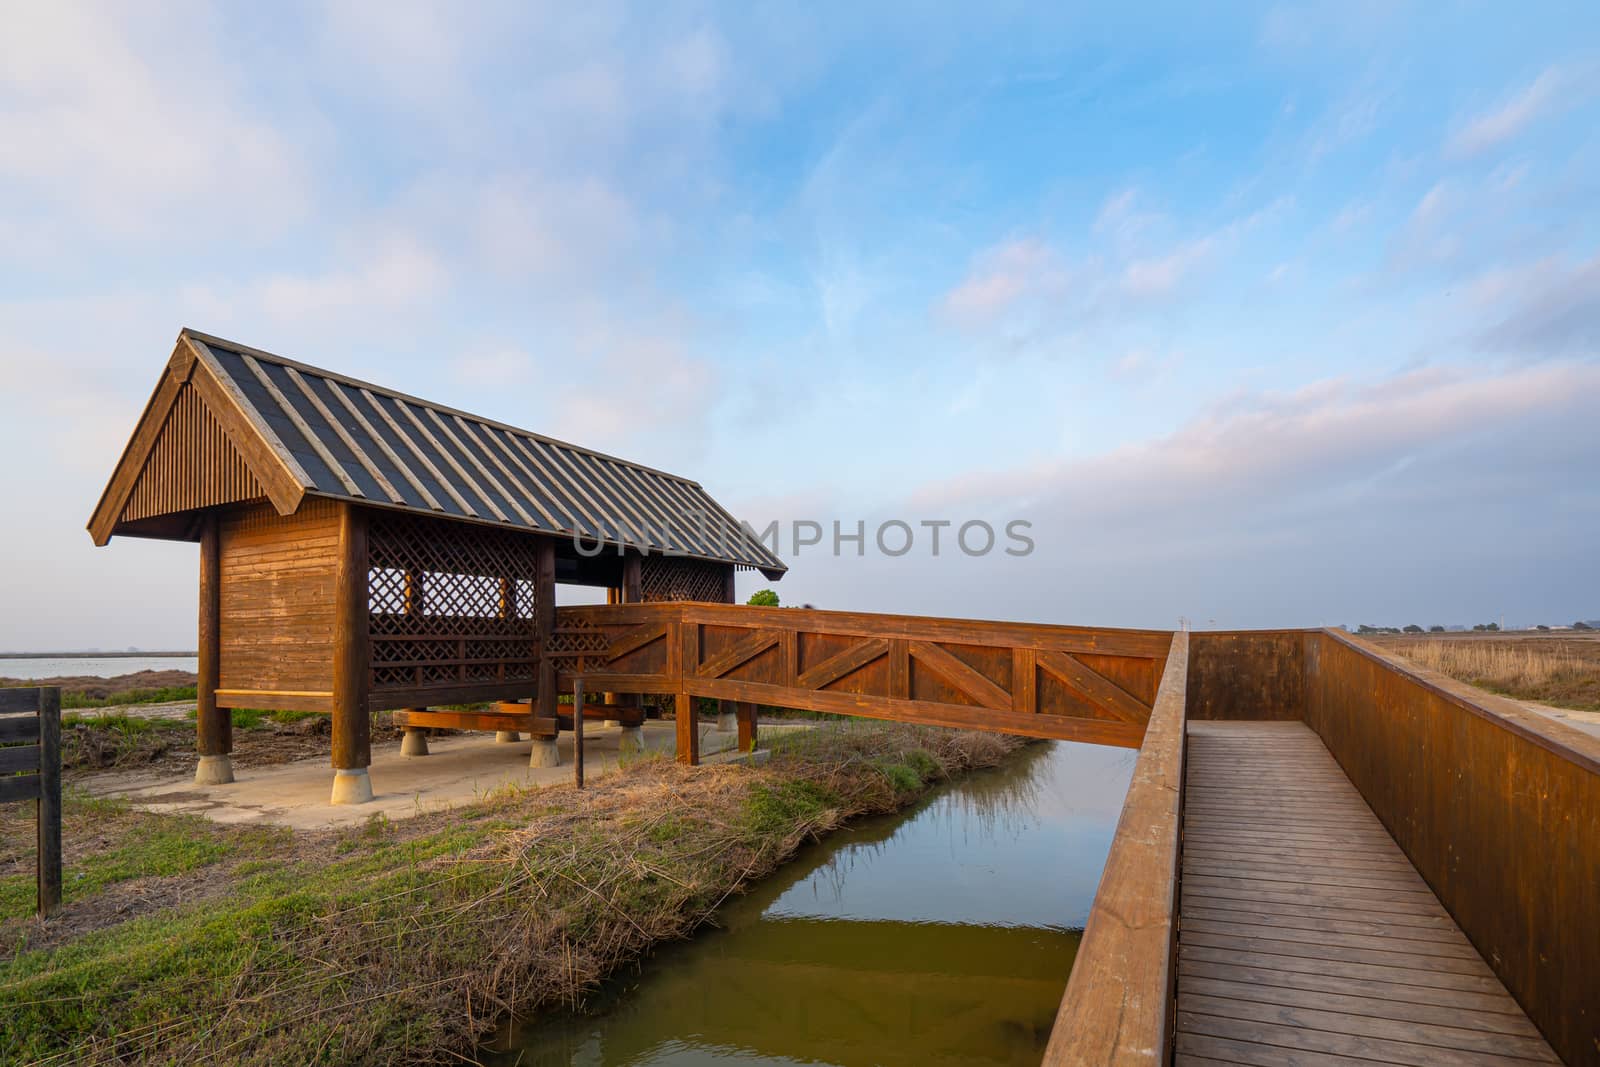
1175 721 1559 1066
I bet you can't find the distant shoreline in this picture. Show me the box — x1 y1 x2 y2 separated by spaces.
0 651 197 659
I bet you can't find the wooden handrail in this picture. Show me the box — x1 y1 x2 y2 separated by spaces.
552 602 1176 751
1041 630 1188 1065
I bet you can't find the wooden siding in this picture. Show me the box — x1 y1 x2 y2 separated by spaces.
1306 630 1600 1066
1042 631 1188 1065
121 383 265 524
216 499 339 705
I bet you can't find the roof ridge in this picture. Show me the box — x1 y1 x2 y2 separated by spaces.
179 328 706 489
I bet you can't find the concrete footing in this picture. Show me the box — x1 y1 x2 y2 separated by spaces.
330 768 374 805
400 728 430 757
619 725 644 754
194 754 235 786
529 737 561 767
494 731 522 744
716 710 737 733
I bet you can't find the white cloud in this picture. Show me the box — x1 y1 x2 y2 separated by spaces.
1120 237 1215 298
453 347 536 387
474 173 640 281
1092 187 1161 250
769 359 1600 629
940 238 1067 322
1446 68 1564 159
939 196 1288 335
255 236 449 323
1386 181 1464 271
1469 255 1600 357
912 361 1600 522
0 3 312 242
1331 201 1371 233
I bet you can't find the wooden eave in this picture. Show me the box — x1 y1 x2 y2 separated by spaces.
86 334 308 546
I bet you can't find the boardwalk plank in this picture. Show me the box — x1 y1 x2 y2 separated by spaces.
1175 721 1557 1065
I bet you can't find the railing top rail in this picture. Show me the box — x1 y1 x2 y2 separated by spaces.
1324 627 1600 775
557 601 1175 657
1041 630 1188 1065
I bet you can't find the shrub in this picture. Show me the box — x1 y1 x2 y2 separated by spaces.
748 589 780 607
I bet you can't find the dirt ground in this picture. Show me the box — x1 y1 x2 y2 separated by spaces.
60 713 408 778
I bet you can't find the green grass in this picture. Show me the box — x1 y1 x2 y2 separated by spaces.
62 686 197 710
743 779 839 834
0 722 1027 1066
61 712 184 736
0 800 284 923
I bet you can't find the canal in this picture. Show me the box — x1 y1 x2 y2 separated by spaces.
492 738 1137 1066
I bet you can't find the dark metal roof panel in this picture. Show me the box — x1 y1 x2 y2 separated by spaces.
186 331 786 574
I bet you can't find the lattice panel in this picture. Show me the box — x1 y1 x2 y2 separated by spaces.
367 511 542 690
639 556 729 603
546 616 610 674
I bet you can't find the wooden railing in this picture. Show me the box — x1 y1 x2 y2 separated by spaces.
1041 631 1188 1065
552 602 1176 758
1306 630 1600 1067
1168 628 1600 1066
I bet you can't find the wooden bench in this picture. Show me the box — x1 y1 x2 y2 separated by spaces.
389 703 647 736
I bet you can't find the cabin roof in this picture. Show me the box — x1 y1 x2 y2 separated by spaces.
88 329 787 578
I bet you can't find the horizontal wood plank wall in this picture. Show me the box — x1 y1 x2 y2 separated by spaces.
1186 630 1309 721
217 499 340 708
1042 631 1188 1064
1305 629 1600 1067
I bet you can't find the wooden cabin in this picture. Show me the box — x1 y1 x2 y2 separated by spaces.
88 329 785 802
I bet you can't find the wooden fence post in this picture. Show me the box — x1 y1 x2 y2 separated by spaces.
37 687 61 916
573 677 585 789
1 686 61 917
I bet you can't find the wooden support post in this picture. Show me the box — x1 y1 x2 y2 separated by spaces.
676 616 699 765
736 700 756 754
194 515 233 785
331 503 373 804
621 553 641 603
716 563 738 735
535 539 557 723
618 554 644 720
675 690 699 765
603 582 623 723
37 687 60 917
573 677 585 789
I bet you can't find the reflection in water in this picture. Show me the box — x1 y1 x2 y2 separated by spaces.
494 740 1136 1066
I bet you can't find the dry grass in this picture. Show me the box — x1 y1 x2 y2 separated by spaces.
1378 634 1600 712
0 721 1024 1066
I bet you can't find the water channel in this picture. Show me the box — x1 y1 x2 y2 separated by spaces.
493 738 1137 1066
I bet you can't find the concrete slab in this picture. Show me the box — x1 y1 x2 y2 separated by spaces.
76 721 797 831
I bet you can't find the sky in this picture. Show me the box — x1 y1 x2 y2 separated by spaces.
1 2 1597 650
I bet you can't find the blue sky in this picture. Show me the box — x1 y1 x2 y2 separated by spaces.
2 2 1597 649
